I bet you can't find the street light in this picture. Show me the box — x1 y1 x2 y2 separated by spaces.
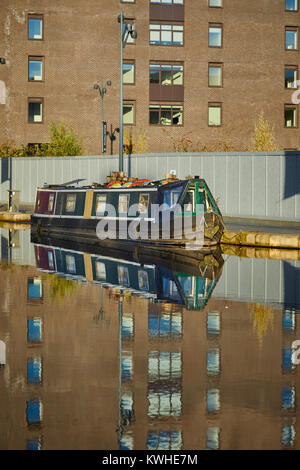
94 79 111 154
118 10 137 172
0 58 6 64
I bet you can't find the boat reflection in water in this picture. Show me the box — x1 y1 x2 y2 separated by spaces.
31 234 224 311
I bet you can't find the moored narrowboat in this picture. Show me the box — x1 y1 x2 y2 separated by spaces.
31 174 224 247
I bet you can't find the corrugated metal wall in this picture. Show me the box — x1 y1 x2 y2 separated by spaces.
0 152 299 221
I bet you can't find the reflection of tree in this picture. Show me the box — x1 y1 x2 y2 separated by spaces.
49 275 76 303
249 303 274 345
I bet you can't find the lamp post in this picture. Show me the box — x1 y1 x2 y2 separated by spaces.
94 79 111 154
118 11 137 172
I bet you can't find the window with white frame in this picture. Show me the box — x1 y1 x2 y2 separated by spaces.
285 27 298 49
209 24 222 47
286 0 298 11
150 24 184 46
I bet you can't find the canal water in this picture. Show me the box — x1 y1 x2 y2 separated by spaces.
0 225 299 451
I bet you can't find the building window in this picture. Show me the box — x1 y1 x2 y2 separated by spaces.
285 105 297 127
208 63 222 87
121 0 135 2
123 102 135 124
28 98 43 123
28 15 43 40
149 24 184 46
285 27 298 49
209 24 222 47
150 63 183 85
285 66 298 88
123 62 135 84
208 103 222 126
209 0 222 6
123 20 136 44
28 57 43 81
150 0 184 3
286 0 298 11
149 104 183 125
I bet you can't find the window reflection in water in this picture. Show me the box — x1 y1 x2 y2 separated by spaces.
206 427 220 450
26 399 43 426
148 311 182 339
122 313 134 341
27 357 42 385
147 430 182 450
206 389 220 414
27 318 43 343
282 385 296 412
206 348 220 376
283 309 296 333
121 351 133 383
147 351 182 418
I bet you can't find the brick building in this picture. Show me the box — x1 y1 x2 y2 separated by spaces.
0 0 300 155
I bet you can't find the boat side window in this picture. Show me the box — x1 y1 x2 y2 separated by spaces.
182 190 194 212
48 193 55 212
163 187 182 208
95 194 106 216
65 194 76 213
138 194 149 214
119 194 130 214
65 254 76 274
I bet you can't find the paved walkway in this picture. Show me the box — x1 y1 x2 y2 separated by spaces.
224 216 300 235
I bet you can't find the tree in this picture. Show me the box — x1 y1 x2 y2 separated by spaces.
41 121 83 156
250 111 277 152
0 121 83 157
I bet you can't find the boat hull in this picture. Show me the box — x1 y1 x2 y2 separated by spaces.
31 212 224 248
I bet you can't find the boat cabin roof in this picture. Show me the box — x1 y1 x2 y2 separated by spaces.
40 177 203 191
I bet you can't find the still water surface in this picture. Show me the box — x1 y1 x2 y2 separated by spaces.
0 226 299 450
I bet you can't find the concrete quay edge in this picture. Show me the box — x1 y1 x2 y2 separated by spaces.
0 211 299 250
0 211 31 223
221 229 300 250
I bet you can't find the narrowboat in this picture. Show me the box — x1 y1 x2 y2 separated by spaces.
32 234 224 310
31 174 224 247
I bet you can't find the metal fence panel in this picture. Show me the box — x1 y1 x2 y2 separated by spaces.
0 152 299 221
